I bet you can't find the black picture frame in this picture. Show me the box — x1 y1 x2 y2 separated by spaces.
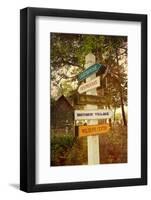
20 7 147 192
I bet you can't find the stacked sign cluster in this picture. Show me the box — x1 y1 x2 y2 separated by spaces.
75 63 113 137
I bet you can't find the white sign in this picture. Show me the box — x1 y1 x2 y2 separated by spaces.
78 76 100 94
75 109 113 120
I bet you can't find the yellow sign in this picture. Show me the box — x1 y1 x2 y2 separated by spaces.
79 124 110 137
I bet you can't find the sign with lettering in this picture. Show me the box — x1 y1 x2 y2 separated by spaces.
77 124 110 137
78 76 100 94
78 63 104 81
74 94 106 105
74 109 113 120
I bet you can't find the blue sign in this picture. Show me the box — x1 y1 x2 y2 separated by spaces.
78 64 103 81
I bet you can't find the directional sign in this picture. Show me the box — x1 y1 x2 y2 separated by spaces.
74 109 113 120
77 124 110 137
78 76 100 94
78 63 104 81
74 94 106 105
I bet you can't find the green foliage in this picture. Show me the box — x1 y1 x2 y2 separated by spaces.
51 134 74 151
64 137 87 165
60 80 75 97
51 134 87 166
51 134 75 166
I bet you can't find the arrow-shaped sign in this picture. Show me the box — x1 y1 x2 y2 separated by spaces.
78 63 104 81
77 124 110 137
78 76 100 94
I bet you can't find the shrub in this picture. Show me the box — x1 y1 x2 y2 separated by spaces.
51 134 75 166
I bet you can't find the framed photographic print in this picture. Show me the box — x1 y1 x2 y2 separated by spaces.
20 7 147 192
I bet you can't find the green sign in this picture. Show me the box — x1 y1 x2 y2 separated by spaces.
78 63 103 81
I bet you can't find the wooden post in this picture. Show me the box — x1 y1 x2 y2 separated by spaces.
84 53 100 165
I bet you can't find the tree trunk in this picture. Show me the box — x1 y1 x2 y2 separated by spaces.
109 118 112 128
114 107 116 122
120 89 127 126
108 105 112 128
115 48 127 127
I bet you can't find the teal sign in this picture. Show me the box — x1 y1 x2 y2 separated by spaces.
78 63 103 81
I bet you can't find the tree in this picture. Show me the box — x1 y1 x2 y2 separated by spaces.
50 33 128 126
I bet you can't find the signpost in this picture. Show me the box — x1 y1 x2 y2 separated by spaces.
78 63 104 81
78 124 110 137
75 53 109 165
74 109 113 120
78 76 100 94
83 53 100 165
